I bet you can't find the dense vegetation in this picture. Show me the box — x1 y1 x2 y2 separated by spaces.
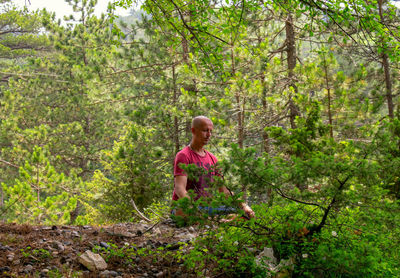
1 0 400 276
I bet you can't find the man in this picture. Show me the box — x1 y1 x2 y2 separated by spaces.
172 116 255 218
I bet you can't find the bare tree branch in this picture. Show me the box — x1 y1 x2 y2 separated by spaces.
130 199 151 222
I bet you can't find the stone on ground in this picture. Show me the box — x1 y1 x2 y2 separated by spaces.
78 250 107 271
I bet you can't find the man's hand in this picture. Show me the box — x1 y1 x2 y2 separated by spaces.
242 204 255 219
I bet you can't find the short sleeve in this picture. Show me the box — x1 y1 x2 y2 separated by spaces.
174 152 189 176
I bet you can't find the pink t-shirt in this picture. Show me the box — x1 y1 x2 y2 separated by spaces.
172 146 218 201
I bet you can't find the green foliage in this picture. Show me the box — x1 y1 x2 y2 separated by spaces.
183 224 267 277
174 103 400 276
93 242 138 265
92 124 171 222
21 246 52 262
143 199 171 222
1 146 84 224
183 200 399 277
0 0 50 63
1 0 400 276
373 118 400 198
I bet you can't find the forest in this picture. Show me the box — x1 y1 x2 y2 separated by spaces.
1 0 400 276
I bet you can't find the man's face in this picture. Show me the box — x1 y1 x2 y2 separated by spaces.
192 119 213 146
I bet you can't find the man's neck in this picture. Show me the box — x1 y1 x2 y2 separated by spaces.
189 142 205 155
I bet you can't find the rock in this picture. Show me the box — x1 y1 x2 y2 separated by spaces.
255 247 279 276
255 248 295 278
0 244 11 251
78 250 107 271
176 232 196 242
256 247 277 265
120 231 134 237
156 271 164 277
23 264 33 273
153 227 162 236
51 240 65 252
99 270 119 277
100 270 111 277
188 226 195 233
0 266 10 272
100 242 110 249
71 231 80 237
7 253 14 261
41 268 49 274
109 271 119 277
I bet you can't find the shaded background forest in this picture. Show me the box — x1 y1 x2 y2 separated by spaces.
1 0 400 275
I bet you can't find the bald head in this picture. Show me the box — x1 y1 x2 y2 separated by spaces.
191 116 212 129
190 116 213 148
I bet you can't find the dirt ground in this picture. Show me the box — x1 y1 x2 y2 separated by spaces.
0 221 201 278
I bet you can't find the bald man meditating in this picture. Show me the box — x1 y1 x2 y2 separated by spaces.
172 116 255 218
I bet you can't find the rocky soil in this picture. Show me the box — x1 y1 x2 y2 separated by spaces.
0 221 202 278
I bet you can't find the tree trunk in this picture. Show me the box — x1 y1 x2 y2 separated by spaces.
261 73 273 203
261 73 270 154
0 186 3 208
285 13 300 129
322 53 334 138
172 64 180 154
180 14 197 144
378 0 394 119
231 45 247 202
286 13 306 191
70 200 81 224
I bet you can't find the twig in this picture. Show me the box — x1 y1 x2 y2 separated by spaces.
148 208 168 221
0 158 19 169
130 199 151 222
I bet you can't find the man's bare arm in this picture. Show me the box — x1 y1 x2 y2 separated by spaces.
218 185 232 197
219 185 255 218
174 175 189 199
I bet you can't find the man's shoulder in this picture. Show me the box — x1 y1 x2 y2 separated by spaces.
176 145 191 156
206 149 216 156
175 146 191 162
206 149 217 158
